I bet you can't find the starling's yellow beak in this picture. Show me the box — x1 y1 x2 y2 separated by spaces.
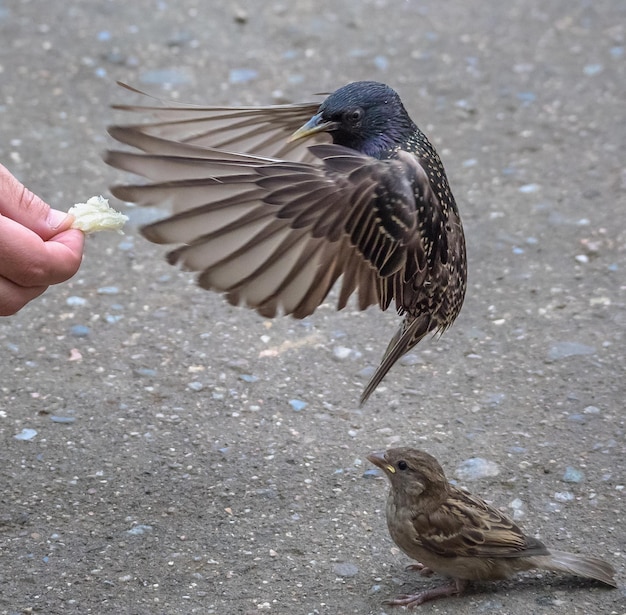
367 451 395 474
288 113 338 142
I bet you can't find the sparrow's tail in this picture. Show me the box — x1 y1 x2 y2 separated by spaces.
532 550 617 587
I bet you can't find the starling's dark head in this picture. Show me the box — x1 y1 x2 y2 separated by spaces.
290 81 416 158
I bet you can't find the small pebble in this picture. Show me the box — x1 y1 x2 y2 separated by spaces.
118 237 134 251
567 414 586 424
507 446 527 454
239 374 258 383
357 366 376 378
14 428 37 441
547 341 595 361
289 399 307 412
66 296 87 307
333 346 353 360
562 466 585 484
455 458 500 481
50 416 76 424
134 367 157 377
229 68 258 84
399 353 422 366
373 55 388 70
334 346 362 361
127 524 153 535
554 491 575 502
68 348 82 361
362 468 381 479
583 405 600 414
233 8 248 23
333 562 359 577
70 324 91 338
519 183 540 194
483 392 506 406
187 381 204 391
97 286 119 295
583 63 603 76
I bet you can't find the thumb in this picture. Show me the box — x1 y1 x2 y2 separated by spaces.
0 163 73 240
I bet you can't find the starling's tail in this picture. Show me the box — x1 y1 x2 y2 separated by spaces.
530 551 617 587
360 314 432 406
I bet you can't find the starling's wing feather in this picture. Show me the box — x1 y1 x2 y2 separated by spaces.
105 136 420 319
413 487 549 560
111 83 327 163
359 149 458 404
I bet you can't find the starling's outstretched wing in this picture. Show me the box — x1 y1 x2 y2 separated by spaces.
111 83 327 169
105 135 424 320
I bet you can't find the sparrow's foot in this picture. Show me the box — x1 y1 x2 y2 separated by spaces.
383 579 467 608
404 562 434 577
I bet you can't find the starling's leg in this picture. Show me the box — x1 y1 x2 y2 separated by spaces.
383 578 467 608
405 562 434 577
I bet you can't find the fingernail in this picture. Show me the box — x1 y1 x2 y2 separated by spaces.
47 208 71 230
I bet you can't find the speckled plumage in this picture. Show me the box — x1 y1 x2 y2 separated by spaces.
105 81 466 404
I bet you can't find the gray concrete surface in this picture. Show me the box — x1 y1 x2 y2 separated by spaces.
0 1 624 613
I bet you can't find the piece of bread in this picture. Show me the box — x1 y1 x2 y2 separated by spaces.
68 196 128 234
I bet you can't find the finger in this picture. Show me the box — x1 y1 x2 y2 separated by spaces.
0 277 48 316
0 216 84 287
0 163 73 240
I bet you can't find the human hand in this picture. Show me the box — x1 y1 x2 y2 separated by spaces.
0 163 85 316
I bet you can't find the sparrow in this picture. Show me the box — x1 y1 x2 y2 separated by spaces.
105 81 467 405
367 447 617 607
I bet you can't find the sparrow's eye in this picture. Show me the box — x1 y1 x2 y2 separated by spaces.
397 460 409 471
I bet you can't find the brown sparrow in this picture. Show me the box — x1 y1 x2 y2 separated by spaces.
367 447 617 607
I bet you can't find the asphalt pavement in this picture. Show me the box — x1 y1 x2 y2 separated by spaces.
0 1 624 614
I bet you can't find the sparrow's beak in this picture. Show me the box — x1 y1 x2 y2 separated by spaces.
367 451 395 474
288 112 338 142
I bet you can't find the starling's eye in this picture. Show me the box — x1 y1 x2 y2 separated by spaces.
344 107 364 124
397 460 409 471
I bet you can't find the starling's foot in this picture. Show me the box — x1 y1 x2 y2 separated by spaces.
383 579 466 608
405 562 434 577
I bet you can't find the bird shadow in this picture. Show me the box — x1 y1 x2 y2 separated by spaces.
392 571 618 608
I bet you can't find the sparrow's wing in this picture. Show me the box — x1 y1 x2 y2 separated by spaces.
105 135 421 320
111 83 327 163
414 487 550 559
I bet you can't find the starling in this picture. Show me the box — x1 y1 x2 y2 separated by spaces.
105 81 466 405
368 448 617 607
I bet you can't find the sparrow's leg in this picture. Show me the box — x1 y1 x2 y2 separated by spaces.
384 578 467 608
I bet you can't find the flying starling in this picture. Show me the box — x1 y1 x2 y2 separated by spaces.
105 81 467 405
